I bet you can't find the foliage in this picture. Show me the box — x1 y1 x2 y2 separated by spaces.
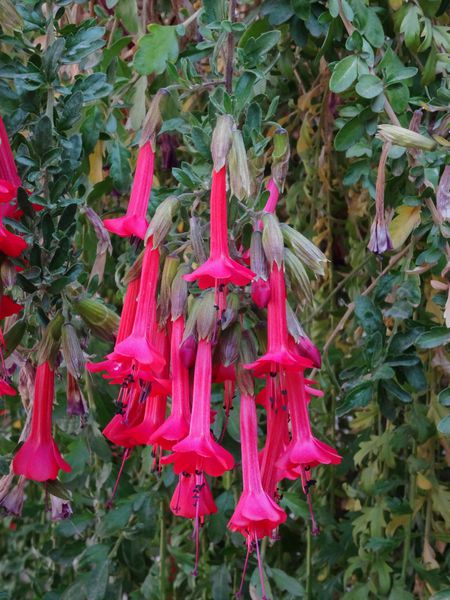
0 1 449 599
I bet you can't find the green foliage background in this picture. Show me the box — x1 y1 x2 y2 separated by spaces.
0 0 449 599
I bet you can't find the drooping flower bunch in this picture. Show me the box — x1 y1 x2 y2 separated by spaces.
88 114 341 592
2 109 342 593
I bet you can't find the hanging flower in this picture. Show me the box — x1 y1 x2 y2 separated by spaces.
368 141 393 254
12 362 71 481
103 140 155 239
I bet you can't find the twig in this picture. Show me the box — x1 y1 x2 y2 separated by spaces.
225 0 237 93
314 244 411 371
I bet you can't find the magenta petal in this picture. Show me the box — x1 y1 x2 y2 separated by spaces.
228 490 286 539
163 434 235 477
114 334 165 370
149 414 190 450
184 255 255 289
103 215 149 239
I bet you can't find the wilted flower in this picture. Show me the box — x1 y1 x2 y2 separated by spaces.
0 475 26 516
368 141 393 255
49 494 73 521
377 124 436 151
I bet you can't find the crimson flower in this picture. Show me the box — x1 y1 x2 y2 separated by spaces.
12 362 71 481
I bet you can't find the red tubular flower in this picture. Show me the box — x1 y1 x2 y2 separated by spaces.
114 242 165 370
0 179 16 203
103 141 154 239
0 379 16 396
0 117 21 188
149 316 191 450
12 362 71 481
245 264 312 375
0 224 27 258
277 372 341 476
170 472 217 519
0 294 23 319
184 167 255 290
228 392 286 540
162 338 234 477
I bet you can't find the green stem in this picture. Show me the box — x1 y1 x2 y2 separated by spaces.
306 525 312 600
160 499 167 599
400 440 416 584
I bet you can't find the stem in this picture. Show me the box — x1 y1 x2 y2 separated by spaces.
400 440 416 584
306 525 312 600
160 499 167 599
225 0 237 93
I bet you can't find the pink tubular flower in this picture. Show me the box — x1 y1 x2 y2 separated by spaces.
245 264 312 375
0 117 21 187
184 167 255 290
228 392 286 540
103 140 154 239
162 338 234 477
0 294 23 319
149 316 191 450
114 243 165 370
170 472 217 519
12 362 71 481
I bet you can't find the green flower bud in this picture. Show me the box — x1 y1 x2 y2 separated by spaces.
61 323 85 379
36 313 64 366
3 319 26 358
219 323 241 366
250 230 268 280
262 213 284 267
145 196 179 248
229 129 251 200
124 252 143 284
211 114 234 171
73 299 119 342
171 264 190 321
377 124 436 151
236 366 254 397
141 88 168 146
189 216 207 264
271 128 290 191
284 248 313 306
280 223 327 276
159 255 180 326
221 292 239 330
286 302 306 343
196 292 217 341
1 260 16 287
239 329 258 365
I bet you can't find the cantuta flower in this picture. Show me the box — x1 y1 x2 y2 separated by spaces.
0 117 21 188
13 362 71 481
103 140 154 239
170 472 217 520
184 166 255 290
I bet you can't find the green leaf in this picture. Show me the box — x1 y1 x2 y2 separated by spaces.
86 559 109 600
386 83 410 113
355 74 383 98
334 114 365 151
416 327 450 349
437 415 450 435
382 379 411 403
438 388 450 406
329 55 358 93
337 381 373 416
33 116 53 158
134 25 179 75
108 141 131 192
97 504 132 537
400 6 422 51
355 295 384 335
270 567 304 596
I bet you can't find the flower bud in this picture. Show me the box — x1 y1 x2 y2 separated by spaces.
250 230 268 280
1 260 16 287
219 323 241 366
0 476 25 517
61 323 85 379
286 302 305 342
196 292 216 340
141 88 168 146
189 216 207 264
377 124 436 151
251 278 271 308
280 223 327 276
211 114 234 171
73 299 119 342
171 264 190 321
145 196 179 248
229 129 251 200
284 248 312 306
180 334 197 369
296 335 322 369
66 372 88 418
124 251 143 284
262 213 284 268
3 319 26 358
159 255 180 326
271 128 290 191
239 329 258 365
236 366 254 397
36 313 64 366
221 292 239 330
50 494 73 521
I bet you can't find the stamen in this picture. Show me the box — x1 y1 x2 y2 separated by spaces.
106 447 131 508
236 536 252 598
254 533 268 600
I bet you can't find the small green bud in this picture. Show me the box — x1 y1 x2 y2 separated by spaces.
61 323 85 379
159 255 180 326
236 366 254 397
36 313 64 366
221 292 239 330
239 329 258 365
141 88 168 146
124 252 143 285
145 196 179 248
1 260 16 287
189 216 207 264
286 302 306 343
377 124 436 151
73 299 119 342
229 129 251 200
211 114 234 171
171 264 190 321
271 128 290 191
280 223 327 276
262 213 284 267
284 248 313 306
250 230 268 280
196 292 217 340
219 323 241 366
